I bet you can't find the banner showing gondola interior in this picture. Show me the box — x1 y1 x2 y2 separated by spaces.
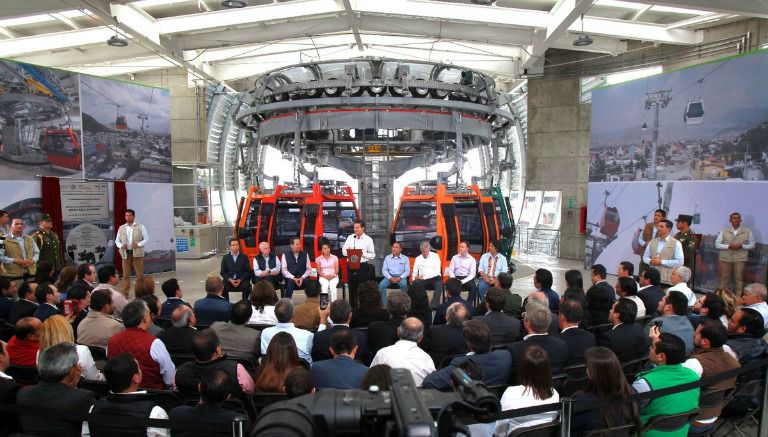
587 50 768 292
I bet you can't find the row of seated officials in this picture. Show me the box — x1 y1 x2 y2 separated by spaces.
1 261 767 436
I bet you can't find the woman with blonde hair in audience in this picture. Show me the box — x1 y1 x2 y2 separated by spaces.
249 280 278 325
37 314 104 381
713 288 737 318
253 332 302 392
134 275 156 299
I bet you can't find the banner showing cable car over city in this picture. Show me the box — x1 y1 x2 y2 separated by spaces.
587 49 768 292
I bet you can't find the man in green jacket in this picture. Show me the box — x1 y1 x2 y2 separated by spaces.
632 326 700 437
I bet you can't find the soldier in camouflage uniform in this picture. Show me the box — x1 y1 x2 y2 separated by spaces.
674 214 697 286
32 214 63 275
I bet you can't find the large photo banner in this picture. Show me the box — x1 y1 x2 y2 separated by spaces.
587 50 768 292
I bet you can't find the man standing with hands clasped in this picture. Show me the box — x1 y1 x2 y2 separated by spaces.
715 212 755 295
642 219 683 287
115 209 148 298
1 218 39 282
342 220 375 310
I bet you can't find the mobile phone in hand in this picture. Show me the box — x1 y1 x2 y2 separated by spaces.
653 320 663 329
320 293 329 310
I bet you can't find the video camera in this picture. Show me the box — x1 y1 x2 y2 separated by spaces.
250 368 500 437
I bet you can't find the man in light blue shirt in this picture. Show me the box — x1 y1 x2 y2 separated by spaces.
478 240 508 302
261 298 320 364
379 242 410 305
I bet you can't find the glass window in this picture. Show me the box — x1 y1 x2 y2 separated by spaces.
241 200 261 249
454 201 485 253
272 202 303 255
393 201 437 257
321 202 357 255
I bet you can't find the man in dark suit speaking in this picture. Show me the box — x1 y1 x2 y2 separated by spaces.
220 239 252 301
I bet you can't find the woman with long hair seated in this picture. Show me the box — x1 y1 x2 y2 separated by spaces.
571 347 640 436
495 345 560 435
406 282 432 330
350 281 390 328
38 314 104 381
562 269 586 307
248 280 278 325
254 332 302 393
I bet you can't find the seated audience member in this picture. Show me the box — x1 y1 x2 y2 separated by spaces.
495 346 560 435
107 300 176 389
248 280 278 325
616 276 646 318
312 299 368 363
260 298 314 363
367 291 411 354
311 329 368 389
254 332 302 393
638 267 665 317
16 343 94 437
508 302 569 374
293 279 321 331
406 282 433 330
158 305 197 355
284 367 316 398
534 268 560 312
33 282 61 322
360 364 392 391
160 278 189 318
616 261 640 288
427 302 469 366
170 369 250 437
526 291 560 334
571 347 640 437
54 266 77 300
84 353 169 437
667 266 696 307
75 262 97 289
370 317 435 386
211 300 260 361
498 272 523 318
134 275 156 299
423 320 512 390
77 289 123 349
433 278 473 325
683 319 740 436
726 308 767 370
633 329 700 436
175 330 254 398
739 283 768 329
0 277 16 320
557 299 595 365
141 294 165 336
691 294 728 328
475 288 521 345
39 315 103 381
66 283 91 336
379 241 410 304
412 241 445 309
647 290 695 355
92 265 128 318
8 281 38 324
194 277 232 326
598 298 646 362
6 317 41 366
350 280 390 328
0 339 21 435
714 288 737 319
562 269 586 307
585 264 615 326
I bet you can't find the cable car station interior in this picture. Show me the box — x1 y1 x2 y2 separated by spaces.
1 1 768 436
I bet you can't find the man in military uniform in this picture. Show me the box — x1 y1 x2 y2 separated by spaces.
32 214 63 276
674 214 697 287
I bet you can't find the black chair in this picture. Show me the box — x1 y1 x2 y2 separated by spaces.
582 423 637 437
222 398 253 420
506 419 560 437
170 353 196 367
635 315 651 327
438 353 466 369
561 363 588 397
88 345 108 362
231 357 259 376
146 389 182 412
621 357 648 382
155 317 173 330
79 379 111 398
716 377 766 436
0 320 14 342
245 324 274 332
5 365 38 386
698 386 735 414
487 384 507 399
551 374 568 393
586 323 613 336
249 392 289 415
642 409 700 434
196 324 211 331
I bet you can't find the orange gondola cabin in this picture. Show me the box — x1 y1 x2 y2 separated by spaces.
39 127 81 172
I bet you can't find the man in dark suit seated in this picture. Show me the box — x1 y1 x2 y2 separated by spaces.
534 268 560 313
557 298 595 365
423 319 512 390
585 264 616 327
170 369 250 437
508 301 569 374
313 299 369 364
0 339 22 435
160 278 190 318
433 278 473 325
8 281 38 325
638 267 665 318
311 328 368 389
427 302 469 366
194 277 232 326
368 291 411 356
16 342 94 437
0 277 16 321
598 298 646 362
474 288 521 345
220 239 252 301
158 305 197 355
33 282 61 323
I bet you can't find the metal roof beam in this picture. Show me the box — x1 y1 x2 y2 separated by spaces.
523 0 596 69
340 0 363 51
627 0 768 19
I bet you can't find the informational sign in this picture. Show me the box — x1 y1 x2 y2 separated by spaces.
65 223 109 265
567 196 576 209
176 237 189 253
60 181 109 221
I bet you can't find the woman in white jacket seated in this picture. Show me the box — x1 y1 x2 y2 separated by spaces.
37 315 104 381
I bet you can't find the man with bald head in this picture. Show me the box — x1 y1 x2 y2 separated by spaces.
252 241 282 290
370 317 435 386
6 317 41 366
158 305 197 355
428 302 469 366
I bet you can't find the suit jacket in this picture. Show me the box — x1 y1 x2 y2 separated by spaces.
508 334 570 374
0 377 21 435
475 311 521 345
311 355 368 389
220 253 252 287
210 321 261 361
427 323 469 367
368 316 403 355
558 327 596 365
598 323 647 362
16 380 94 437
170 403 249 437
33 303 61 322
422 350 512 390
433 296 473 325
638 285 664 317
193 294 232 326
8 299 37 325
160 298 190 318
312 324 369 364
158 326 197 355
585 281 615 326
0 296 13 321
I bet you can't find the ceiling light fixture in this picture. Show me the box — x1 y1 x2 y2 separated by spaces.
470 0 496 4
221 0 247 7
107 33 128 47
573 13 593 47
